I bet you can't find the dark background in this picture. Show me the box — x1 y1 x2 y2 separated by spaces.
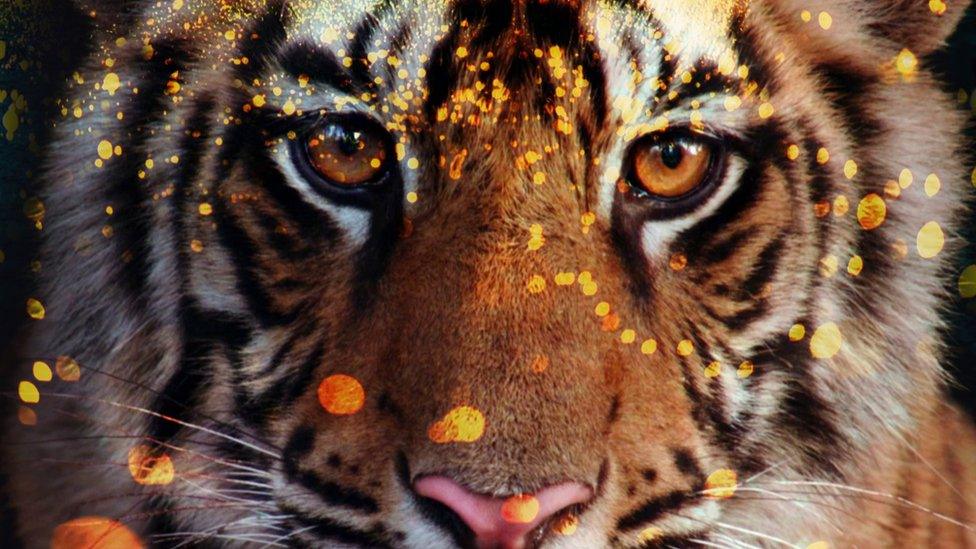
0 2 974 546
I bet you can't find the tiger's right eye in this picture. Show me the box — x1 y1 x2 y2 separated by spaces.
304 117 392 187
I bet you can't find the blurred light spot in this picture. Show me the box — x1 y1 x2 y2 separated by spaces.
527 224 545 251
97 140 114 160
501 494 540 524
198 203 212 216
816 147 829 164
758 102 774 119
638 527 663 542
127 445 175 485
924 173 941 197
530 354 549 373
895 49 918 78
929 0 947 14
916 221 944 259
899 168 914 189
960 265 976 298
102 73 121 95
705 469 737 498
51 517 144 549
56 356 81 381
554 514 578 535
18 381 39 404
595 301 610 317
317 374 365 415
641 339 658 355
737 361 754 379
847 255 863 276
786 144 800 160
676 339 694 356
843 160 857 179
789 324 806 341
669 253 687 271
428 405 486 444
554 272 575 285
17 406 36 426
620 329 636 344
406 191 419 203
527 275 547 294
704 362 721 378
856 194 886 230
818 11 832 30
810 322 842 359
26 298 45 320
33 361 52 382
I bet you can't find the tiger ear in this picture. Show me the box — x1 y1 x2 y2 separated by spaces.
855 0 973 55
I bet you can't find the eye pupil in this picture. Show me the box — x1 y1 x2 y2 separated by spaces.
660 142 683 169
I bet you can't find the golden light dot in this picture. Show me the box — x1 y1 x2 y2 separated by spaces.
456 46 469 59
595 301 610 317
198 203 213 216
581 281 598 296
758 102 774 119
56 356 81 381
737 361 754 379
818 11 832 30
501 494 539 524
924 173 941 197
128 445 175 485
26 298 45 320
620 329 636 344
816 147 830 164
97 140 113 160
705 469 738 498
33 361 52 382
252 94 266 107
847 255 864 276
819 255 838 278
554 514 579 535
723 95 741 111
428 405 486 443
669 253 687 271
530 354 549 373
282 99 297 116
533 171 546 185
916 221 944 259
800 10 812 22
406 191 419 203
407 157 420 170
856 193 886 230
102 72 121 95
895 49 918 78
833 195 850 217
810 322 842 359
224 29 236 41
317 374 365 415
899 168 914 188
843 159 857 179
786 144 800 160
959 265 976 298
51 517 144 549
527 275 547 294
789 324 806 342
18 381 39 404
638 527 663 542
676 339 694 356
554 271 575 285
190 239 204 253
929 0 948 14
641 339 658 355
580 212 596 227
704 361 722 378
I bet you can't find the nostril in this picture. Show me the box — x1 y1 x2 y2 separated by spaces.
413 476 593 549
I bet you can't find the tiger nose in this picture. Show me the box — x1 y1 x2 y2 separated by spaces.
413 476 592 549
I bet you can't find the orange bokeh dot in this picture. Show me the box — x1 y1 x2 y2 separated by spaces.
127 445 175 486
51 517 144 549
318 374 365 415
501 494 540 524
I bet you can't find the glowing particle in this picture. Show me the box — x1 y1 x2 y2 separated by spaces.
524 150 541 164
406 191 419 203
580 211 596 229
51 517 144 549
318 374 365 415
198 203 213 216
638 527 664 543
33 361 52 382
97 140 114 160
554 272 575 285
704 362 722 378
581 281 598 296
554 514 579 535
895 49 918 78
789 324 806 341
252 94 266 107
282 99 296 116
669 253 687 271
843 160 857 179
758 102 774 119
723 95 741 111
959 265 976 298
407 157 420 170
847 255 863 276
594 302 610 317
916 221 944 259
527 224 545 251
56 356 81 381
26 298 45 320
18 381 39 404
924 173 941 197
224 29 236 41
601 313 620 332
620 329 636 344
190 240 204 253
737 361 754 379
810 322 842 359
676 339 694 356
856 194 886 230
533 172 546 185
17 406 36 426
640 339 658 355
501 494 539 524
786 144 800 160
128 445 175 485
816 147 829 164
102 72 121 95
704 469 738 498
456 46 469 59
172 0 183 10
428 405 486 443
800 10 812 22
3 103 19 141
818 12 832 30
530 354 549 373
899 168 914 188
527 275 547 294
833 195 850 217
930 0 948 14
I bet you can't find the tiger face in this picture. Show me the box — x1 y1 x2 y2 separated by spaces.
5 0 974 547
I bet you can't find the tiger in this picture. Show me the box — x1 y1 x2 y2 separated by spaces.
2 0 975 547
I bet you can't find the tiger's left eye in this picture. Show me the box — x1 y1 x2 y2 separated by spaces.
304 117 392 187
627 137 714 199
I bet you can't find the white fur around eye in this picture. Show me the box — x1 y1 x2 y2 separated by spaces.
275 145 372 248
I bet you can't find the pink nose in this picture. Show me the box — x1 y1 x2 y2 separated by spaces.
413 476 592 549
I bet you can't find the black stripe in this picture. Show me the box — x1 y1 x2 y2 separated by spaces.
278 41 364 95
234 2 288 81
245 339 324 418
280 504 392 548
616 491 694 531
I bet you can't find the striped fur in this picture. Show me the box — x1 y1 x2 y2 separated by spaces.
3 0 975 547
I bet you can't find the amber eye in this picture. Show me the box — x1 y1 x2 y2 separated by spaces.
628 137 714 198
304 117 391 187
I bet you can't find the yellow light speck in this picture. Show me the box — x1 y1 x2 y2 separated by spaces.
595 302 610 317
252 94 266 107
676 339 694 356
896 49 918 78
737 361 754 378
723 96 741 111
407 157 420 170
638 527 663 543
818 12 832 30
704 362 721 378
930 0 948 14
429 405 485 443
843 160 857 179
97 140 113 160
198 203 213 216
554 272 575 285
816 147 829 164
810 322 842 359
190 240 204 253
224 29 236 41
102 73 120 95
406 191 418 203
581 281 598 296
916 221 944 259
899 168 914 188
786 144 800 160
924 173 941 197
620 329 636 344
789 324 806 341
26 298 45 320
533 172 546 185
527 275 547 294
33 361 52 382
847 255 863 276
18 381 39 404
856 193 886 230
959 265 976 298
758 102 774 119
705 469 738 498
456 46 469 59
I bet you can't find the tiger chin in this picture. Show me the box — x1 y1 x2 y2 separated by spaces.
3 0 975 547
